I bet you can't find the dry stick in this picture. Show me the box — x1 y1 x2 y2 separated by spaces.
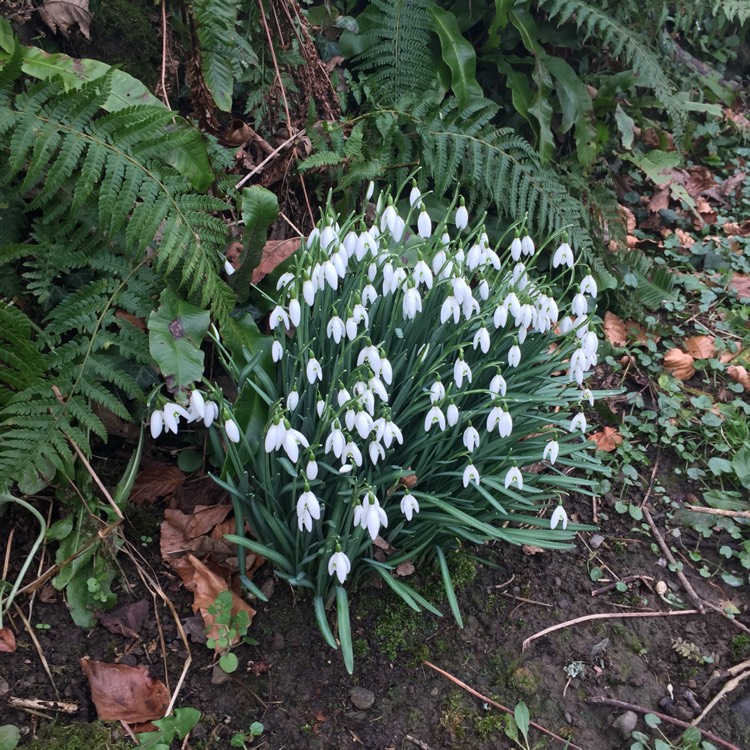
6 696 78 714
67 436 124 521
522 609 700 651
685 505 750 520
158 0 171 109
642 506 704 612
404 735 437 750
500 592 553 608
587 696 740 750
234 129 306 190
692 668 750 726
423 661 584 750
638 455 660 509
12 603 60 701
591 574 654 597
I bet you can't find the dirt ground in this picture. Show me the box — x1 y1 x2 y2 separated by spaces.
2 483 749 750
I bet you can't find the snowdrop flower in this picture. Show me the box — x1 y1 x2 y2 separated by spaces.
343 230 358 258
417 206 432 238
489 372 507 397
521 234 535 257
432 248 447 276
344 408 356 432
286 391 300 411
302 277 315 306
486 405 502 433
224 418 241 444
403 286 422 319
352 303 369 328
472 327 490 354
559 316 574 334
321 256 339 290
543 440 559 464
409 184 421 207
325 420 346 458
306 357 323 384
150 409 164 439
276 271 295 290
368 377 389 404
569 412 587 433
466 243 483 270
440 295 461 324
328 548 351 584
571 293 588 318
582 388 595 407
317 399 325 418
382 419 403 448
224 259 236 276
282 425 309 462
189 389 206 420
163 402 190 434
413 258 433 289
510 235 523 261
463 424 480 452
265 417 286 453
493 305 508 328
580 274 597 298
582 330 598 359
379 354 393 385
507 344 521 368
361 283 378 306
454 357 472 388
355 410 374 440
366 181 375 201
269 305 291 331
478 278 490 300
497 408 513 437
342 441 363 467
504 292 521 319
517 326 528 345
504 466 523 490
430 380 445 404
272 339 283 362
305 456 319 480
425 405 446 432
326 315 345 344
463 463 481 487
482 247 501 270
552 241 574 269
297 488 321 532
337 386 352 408
455 201 468 231
357 343 381 373
307 226 320 249
288 297 301 327
446 402 459 427
354 492 388 540
400 492 420 521
203 401 218 428
550 504 568 530
368 440 385 465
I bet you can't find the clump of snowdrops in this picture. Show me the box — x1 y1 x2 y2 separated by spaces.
204 186 603 670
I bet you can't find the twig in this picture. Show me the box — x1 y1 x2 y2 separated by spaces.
692 669 750 726
587 696 740 750
638 455 660 509
423 661 584 750
642 506 704 612
6 696 78 714
500 592 553 608
404 736 436 750
12 603 60 700
66 435 124 520
234 129 306 190
158 0 171 109
591 575 654 597
685 505 750 520
522 609 699 651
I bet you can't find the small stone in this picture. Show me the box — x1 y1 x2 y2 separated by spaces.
272 632 285 651
350 686 375 710
430 687 438 697
260 577 275 599
564 712 573 724
210 663 232 685
612 710 638 738
658 697 674 711
589 534 604 550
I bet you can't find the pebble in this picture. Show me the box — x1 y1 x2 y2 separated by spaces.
260 578 275 599
350 686 375 710
210 664 232 685
612 710 638 738
564 711 573 724
272 632 285 651
589 534 604 550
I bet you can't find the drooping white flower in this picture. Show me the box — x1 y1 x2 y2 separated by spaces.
265 418 286 453
150 409 164 439
510 236 523 262
552 241 574 269
463 463 481 487
316 399 325 418
400 493 420 521
430 380 445 404
325 420 346 458
272 339 283 362
454 357 472 388
288 297 301 327
550 505 568 530
306 357 323 384
354 492 388 540
455 202 468 231
307 226 320 249
337 386 352 408
472 327 490 354
496 408 513 438
320 225 337 252
442 403 457 428
297 489 321 532
224 418 241 444
345 408 356 432
482 247 501 270
328 548 351 584
302 278 315 307
382 419 403 448
343 230 358 258
466 243 483 270
203 401 218 428
432 248 447 276
163 402 190 434
413 259 433 289
504 292 521 319
342 441 363 467
224 259 236 276
582 330 598 359
368 440 385 465
493 305 508 329
521 235 535 257
507 344 521 368
571 293 588 318
478 279 490 300
286 391 300 411
357 344 381 374
366 181 375 201
361 283 378 306
380 355 393 385
559 316 574 334
269 305 291 331
504 466 523 490
569 412 587 433
417 207 432 239
425 405 446 432
517 326 528 345
543 440 559 464
486 405 502 433
582 388 595 407
489 372 507 397
409 184 422 207
282 426 309 462
368 377 389 403
276 271 295 290
580 274 597 298
403 286 422 320
463 425 480 452
326 315 345 344
440 296 461 324
305 456 319 480
355 410 374 440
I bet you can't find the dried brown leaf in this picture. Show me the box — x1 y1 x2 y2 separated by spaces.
589 427 623 452
727 365 750 392
675 228 695 247
663 349 696 380
396 561 415 577
685 336 716 360
648 186 670 213
39 0 91 38
99 600 149 639
252 238 302 284
80 658 169 722
603 311 627 347
131 464 185 506
160 506 234 563
0 627 16 653
729 273 750 301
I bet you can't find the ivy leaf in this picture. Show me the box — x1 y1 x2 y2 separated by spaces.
148 290 210 389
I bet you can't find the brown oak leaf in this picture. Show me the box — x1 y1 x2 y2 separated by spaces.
663 349 695 380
